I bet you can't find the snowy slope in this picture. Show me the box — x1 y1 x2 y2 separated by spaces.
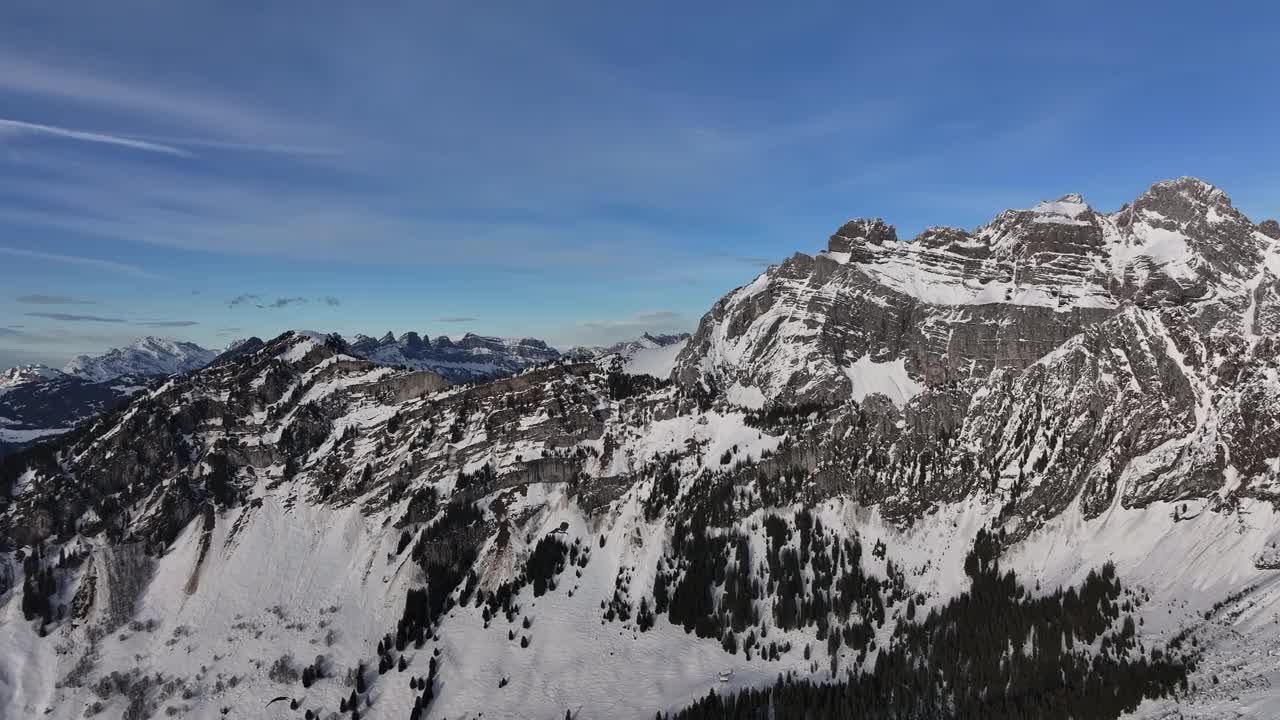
589 333 691 379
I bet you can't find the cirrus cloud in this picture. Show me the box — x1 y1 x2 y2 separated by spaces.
136 320 199 328
25 311 124 323
16 294 95 305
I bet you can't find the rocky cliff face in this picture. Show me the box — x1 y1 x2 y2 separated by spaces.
674 178 1274 404
669 178 1280 522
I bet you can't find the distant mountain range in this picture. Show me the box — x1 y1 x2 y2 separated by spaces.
0 330 684 455
346 331 561 383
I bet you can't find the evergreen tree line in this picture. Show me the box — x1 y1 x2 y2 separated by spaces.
606 369 669 401
653 509 898 659
658 528 1192 720
481 533 582 624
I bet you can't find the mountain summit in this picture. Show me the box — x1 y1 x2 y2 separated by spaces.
63 337 219 383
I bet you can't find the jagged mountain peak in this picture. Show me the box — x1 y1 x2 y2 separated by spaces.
1128 176 1240 224
1026 193 1093 223
1143 174 1228 202
828 217 898 252
0 364 65 392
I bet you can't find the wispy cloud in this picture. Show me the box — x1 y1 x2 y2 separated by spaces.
0 246 155 279
229 293 338 309
581 310 683 331
137 320 198 328
0 117 190 156
0 327 24 337
0 52 330 147
260 296 307 309
633 311 680 323
436 316 477 323
216 327 244 335
26 311 124 323
16 294 95 305
121 135 341 158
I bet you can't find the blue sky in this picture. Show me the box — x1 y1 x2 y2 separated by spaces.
1 1 1278 367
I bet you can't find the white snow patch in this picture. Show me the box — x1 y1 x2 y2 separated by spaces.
724 383 766 410
843 355 923 406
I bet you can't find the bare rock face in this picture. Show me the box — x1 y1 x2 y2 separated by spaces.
675 195 1120 406
828 218 897 256
669 177 1280 522
673 178 1276 408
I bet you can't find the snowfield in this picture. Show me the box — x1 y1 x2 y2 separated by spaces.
6 490 1280 719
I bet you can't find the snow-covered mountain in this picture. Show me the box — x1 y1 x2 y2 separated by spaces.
4 178 1280 720
0 365 65 393
346 331 560 383
675 177 1275 407
63 337 219 383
